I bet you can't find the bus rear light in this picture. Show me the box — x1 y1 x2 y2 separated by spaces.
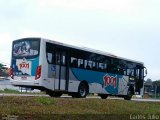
35 65 42 80
10 67 14 79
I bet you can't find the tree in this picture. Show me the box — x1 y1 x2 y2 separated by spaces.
152 80 160 94
0 63 9 77
145 78 153 86
0 63 6 71
153 80 160 86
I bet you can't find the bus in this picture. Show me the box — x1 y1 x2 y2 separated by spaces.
10 37 147 100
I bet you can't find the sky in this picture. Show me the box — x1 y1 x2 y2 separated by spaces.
0 0 160 81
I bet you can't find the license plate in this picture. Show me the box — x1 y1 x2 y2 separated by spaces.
21 76 27 80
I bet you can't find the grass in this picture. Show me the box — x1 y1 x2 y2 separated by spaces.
35 96 55 105
0 89 20 94
0 96 160 120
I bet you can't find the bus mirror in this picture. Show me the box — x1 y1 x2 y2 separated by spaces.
145 69 147 75
144 67 147 77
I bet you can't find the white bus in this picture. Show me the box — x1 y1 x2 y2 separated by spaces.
10 38 147 100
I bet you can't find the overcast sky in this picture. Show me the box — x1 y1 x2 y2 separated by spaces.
0 0 160 80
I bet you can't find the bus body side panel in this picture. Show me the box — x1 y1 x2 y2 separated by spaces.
68 68 129 95
68 68 80 92
43 64 67 91
42 64 56 90
54 65 66 90
40 39 56 91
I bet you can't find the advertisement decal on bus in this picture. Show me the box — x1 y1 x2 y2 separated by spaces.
11 57 39 76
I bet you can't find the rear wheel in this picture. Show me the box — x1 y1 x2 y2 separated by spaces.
99 94 108 99
77 82 89 98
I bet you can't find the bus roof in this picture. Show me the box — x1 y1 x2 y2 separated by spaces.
41 38 144 65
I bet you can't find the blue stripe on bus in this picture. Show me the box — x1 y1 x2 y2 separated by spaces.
71 68 105 84
30 57 39 76
71 68 123 94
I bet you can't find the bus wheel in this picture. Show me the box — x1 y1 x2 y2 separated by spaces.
99 94 108 99
77 82 89 98
124 89 133 100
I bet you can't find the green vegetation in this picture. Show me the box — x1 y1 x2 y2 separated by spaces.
0 63 6 69
0 96 160 120
153 80 160 86
0 89 20 94
0 63 9 77
35 96 55 105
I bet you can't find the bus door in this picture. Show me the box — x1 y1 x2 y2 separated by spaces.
54 49 69 91
135 66 144 94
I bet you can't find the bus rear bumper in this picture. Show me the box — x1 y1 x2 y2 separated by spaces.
10 80 41 87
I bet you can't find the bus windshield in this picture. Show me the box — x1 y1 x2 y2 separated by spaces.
12 38 40 58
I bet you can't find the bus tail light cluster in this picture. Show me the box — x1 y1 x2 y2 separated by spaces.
10 67 14 79
35 65 42 80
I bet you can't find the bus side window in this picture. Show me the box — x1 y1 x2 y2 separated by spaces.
47 53 55 64
107 64 115 73
47 53 52 63
62 55 66 66
92 61 97 70
98 63 104 71
117 66 124 75
85 60 92 70
136 69 140 79
127 69 134 77
103 64 107 72
59 52 66 66
78 59 84 68
71 57 78 67
56 53 60 65
46 42 55 64
123 69 127 75
98 63 107 72
88 61 92 69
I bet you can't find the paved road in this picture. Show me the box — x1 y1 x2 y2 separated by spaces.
0 93 160 102
131 98 160 102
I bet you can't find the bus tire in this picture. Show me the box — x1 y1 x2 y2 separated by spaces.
124 88 133 100
77 82 89 98
99 94 108 99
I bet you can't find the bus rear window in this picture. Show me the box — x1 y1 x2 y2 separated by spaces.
13 39 40 58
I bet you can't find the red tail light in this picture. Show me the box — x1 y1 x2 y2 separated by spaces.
35 65 42 80
10 67 14 79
